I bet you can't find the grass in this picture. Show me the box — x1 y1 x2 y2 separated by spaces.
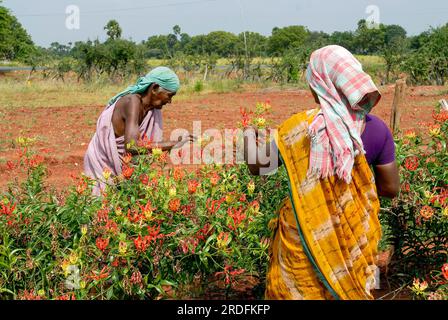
0 55 385 110
0 72 279 109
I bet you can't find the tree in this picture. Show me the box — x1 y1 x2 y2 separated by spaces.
203 31 239 57
0 4 35 61
237 32 267 57
380 25 408 83
104 20 122 40
268 25 309 56
403 24 448 85
329 31 356 52
353 19 386 55
173 25 181 39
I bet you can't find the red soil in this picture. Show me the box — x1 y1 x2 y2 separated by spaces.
0 85 446 191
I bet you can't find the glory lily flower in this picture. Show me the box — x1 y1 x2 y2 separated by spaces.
442 263 448 281
420 205 435 220
95 237 109 252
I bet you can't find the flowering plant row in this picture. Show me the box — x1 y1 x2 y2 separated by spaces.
0 103 446 300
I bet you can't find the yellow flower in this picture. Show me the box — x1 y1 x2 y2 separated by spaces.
119 241 127 255
102 167 111 180
429 125 441 137
81 225 87 235
247 181 255 195
61 260 70 277
254 117 266 128
152 147 163 157
443 207 448 217
79 280 86 289
37 289 45 296
225 193 235 204
69 252 79 265
404 130 416 139
217 232 230 249
411 278 428 295
169 186 177 197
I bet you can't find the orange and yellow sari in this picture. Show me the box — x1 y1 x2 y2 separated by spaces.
265 109 382 300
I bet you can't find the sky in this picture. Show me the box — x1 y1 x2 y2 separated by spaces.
3 0 448 47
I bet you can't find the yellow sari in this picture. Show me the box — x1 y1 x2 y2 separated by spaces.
265 109 382 300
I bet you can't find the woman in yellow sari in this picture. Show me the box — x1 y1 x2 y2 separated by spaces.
243 45 399 300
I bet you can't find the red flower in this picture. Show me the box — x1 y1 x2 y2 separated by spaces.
139 201 156 220
122 165 134 179
105 220 118 234
240 107 252 128
442 263 448 281
206 198 225 214
127 209 143 223
432 110 448 123
147 225 162 242
134 235 150 252
401 183 411 193
140 174 149 185
173 167 185 181
404 156 419 171
196 224 212 241
215 265 245 286
169 198 181 212
89 266 110 281
188 180 200 194
76 180 87 195
210 173 220 186
420 205 434 220
6 161 16 171
111 258 119 267
96 207 109 223
123 153 132 165
56 294 76 300
179 237 199 254
228 207 247 230
26 154 44 168
159 151 168 163
429 187 448 207
96 237 109 252
137 133 153 149
1 203 16 216
130 270 143 285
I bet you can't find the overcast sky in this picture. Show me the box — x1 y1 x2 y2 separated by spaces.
4 0 448 47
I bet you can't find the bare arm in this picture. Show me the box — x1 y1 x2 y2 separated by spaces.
373 162 399 199
123 97 142 154
243 127 281 176
123 96 193 154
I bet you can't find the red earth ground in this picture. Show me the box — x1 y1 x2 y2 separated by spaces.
1 85 446 191
1 84 444 299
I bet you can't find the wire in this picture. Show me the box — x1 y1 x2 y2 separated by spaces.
15 0 220 17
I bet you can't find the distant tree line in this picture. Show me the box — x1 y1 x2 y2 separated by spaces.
1 2 448 85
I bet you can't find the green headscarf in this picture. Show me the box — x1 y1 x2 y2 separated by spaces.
108 66 180 105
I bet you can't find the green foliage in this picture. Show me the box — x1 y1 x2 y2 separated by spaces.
104 20 122 40
380 109 448 298
268 25 309 56
402 24 448 85
0 5 35 61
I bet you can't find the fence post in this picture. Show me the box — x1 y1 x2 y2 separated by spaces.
390 78 407 135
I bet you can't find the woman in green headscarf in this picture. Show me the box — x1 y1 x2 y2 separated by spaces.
84 66 193 195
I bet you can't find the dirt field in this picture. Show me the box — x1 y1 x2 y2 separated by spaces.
0 84 447 191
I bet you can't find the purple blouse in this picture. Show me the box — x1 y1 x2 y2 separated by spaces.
361 114 396 166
